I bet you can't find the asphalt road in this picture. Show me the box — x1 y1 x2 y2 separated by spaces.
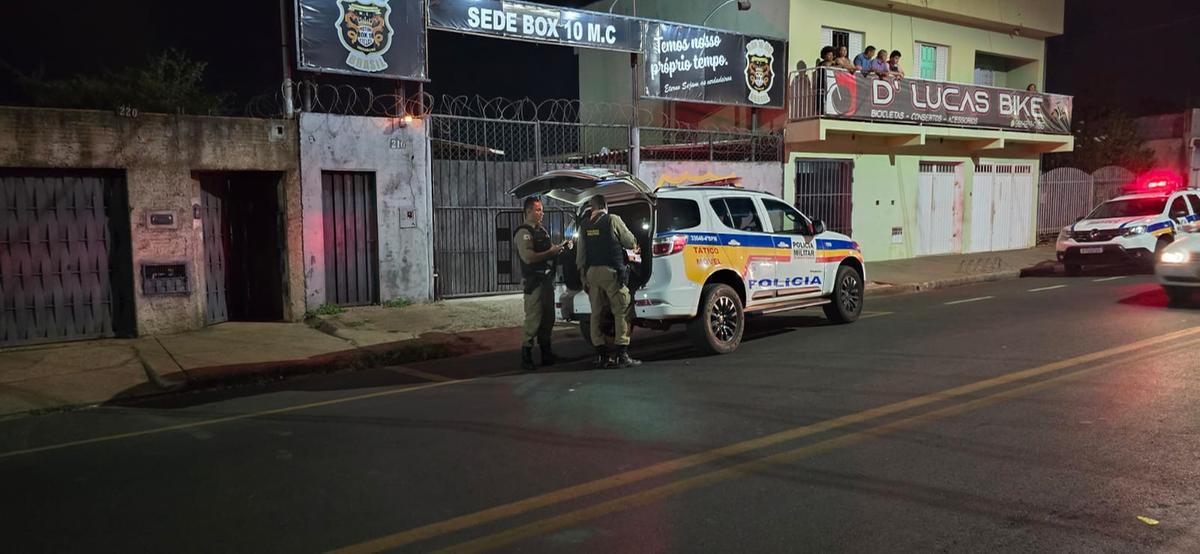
3 270 1200 553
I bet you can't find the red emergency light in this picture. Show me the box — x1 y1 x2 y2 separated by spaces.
1130 169 1185 193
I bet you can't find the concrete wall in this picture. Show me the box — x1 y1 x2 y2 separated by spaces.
0 107 304 336
638 160 784 197
299 113 433 307
786 152 1039 261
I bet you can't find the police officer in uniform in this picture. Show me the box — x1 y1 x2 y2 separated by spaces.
515 196 567 370
576 194 641 368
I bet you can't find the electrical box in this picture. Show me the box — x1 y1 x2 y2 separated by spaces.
141 262 190 295
399 204 417 229
146 210 177 229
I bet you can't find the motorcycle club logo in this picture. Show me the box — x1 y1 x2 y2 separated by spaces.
336 0 394 73
744 39 775 105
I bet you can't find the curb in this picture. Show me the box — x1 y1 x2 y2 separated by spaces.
865 270 1023 298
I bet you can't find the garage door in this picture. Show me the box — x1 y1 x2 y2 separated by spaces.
916 162 963 256
0 170 135 346
971 163 1035 252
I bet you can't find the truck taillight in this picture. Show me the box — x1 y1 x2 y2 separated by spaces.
652 234 688 256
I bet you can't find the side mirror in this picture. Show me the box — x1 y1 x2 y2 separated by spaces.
810 219 827 235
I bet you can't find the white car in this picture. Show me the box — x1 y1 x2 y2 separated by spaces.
1056 188 1200 275
510 168 866 354
1156 234 1200 305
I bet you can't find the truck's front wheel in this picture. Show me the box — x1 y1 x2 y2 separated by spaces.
687 284 744 355
823 264 864 324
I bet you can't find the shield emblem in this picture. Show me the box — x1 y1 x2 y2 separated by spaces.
746 55 773 92
335 0 394 72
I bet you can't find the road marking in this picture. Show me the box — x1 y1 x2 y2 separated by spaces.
1093 276 1126 282
859 311 893 319
1028 285 1067 292
387 367 454 382
330 327 1200 553
944 296 994 305
430 346 1175 554
0 373 518 460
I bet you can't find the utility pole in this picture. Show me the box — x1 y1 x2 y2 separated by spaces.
629 0 640 176
278 0 295 117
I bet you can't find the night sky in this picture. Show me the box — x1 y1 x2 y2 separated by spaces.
1 0 1198 117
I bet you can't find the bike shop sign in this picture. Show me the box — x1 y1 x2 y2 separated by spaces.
428 0 643 53
642 23 786 108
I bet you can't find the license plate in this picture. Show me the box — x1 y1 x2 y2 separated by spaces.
1080 247 1104 254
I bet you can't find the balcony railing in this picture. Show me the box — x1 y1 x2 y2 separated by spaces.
787 67 1073 135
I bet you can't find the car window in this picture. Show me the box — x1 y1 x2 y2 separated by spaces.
1087 197 1168 219
656 198 702 232
1170 196 1190 219
709 197 763 232
761 198 810 234
1187 194 1200 214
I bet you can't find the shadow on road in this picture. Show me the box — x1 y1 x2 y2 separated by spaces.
1021 260 1151 278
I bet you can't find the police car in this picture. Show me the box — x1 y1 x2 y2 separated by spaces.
1056 184 1200 276
1156 231 1200 305
510 168 866 355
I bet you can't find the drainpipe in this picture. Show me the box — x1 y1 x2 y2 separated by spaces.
279 0 295 118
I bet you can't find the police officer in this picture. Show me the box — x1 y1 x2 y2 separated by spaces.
515 196 567 370
576 194 641 368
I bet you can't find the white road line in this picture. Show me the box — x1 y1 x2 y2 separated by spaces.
944 296 995 305
1028 285 1067 292
1093 276 1126 282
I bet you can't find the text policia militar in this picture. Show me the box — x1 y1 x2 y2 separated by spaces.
650 33 729 79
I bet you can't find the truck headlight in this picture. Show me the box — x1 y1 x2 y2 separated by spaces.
1161 250 1190 264
1124 225 1147 237
1058 228 1070 241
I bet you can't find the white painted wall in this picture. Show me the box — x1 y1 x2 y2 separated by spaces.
300 113 433 307
638 160 784 197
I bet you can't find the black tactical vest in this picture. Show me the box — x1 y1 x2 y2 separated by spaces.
515 224 554 280
581 213 625 270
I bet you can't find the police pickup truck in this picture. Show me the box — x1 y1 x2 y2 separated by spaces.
1057 186 1200 276
510 169 866 355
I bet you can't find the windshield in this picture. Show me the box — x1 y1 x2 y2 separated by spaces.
1087 197 1167 219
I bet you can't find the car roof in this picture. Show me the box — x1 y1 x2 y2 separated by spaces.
1108 192 1176 202
655 186 779 199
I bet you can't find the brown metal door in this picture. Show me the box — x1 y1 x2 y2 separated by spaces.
322 171 378 306
0 170 134 346
201 177 229 324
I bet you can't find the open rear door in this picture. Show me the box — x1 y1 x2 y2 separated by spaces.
509 168 655 207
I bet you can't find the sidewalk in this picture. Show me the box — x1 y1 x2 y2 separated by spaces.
0 246 1055 418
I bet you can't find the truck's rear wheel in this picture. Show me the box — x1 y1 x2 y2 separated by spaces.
687 284 744 355
823 264 864 324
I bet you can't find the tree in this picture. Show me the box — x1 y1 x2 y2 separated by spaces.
10 49 229 115
1044 106 1155 173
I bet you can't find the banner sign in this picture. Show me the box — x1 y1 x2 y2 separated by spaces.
821 70 1073 134
296 0 427 80
642 23 786 109
428 0 643 53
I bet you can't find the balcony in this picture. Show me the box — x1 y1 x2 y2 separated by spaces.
785 68 1074 158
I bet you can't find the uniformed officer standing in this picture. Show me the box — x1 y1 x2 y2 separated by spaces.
515 196 566 370
576 194 641 368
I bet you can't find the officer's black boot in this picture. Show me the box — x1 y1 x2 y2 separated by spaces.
521 346 536 371
614 346 641 368
539 339 558 366
593 346 610 369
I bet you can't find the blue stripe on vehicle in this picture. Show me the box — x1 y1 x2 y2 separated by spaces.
819 239 857 250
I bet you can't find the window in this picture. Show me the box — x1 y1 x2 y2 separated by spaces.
656 198 701 232
820 26 863 57
916 42 949 81
762 199 810 235
1088 197 1168 219
1169 196 1190 219
710 197 763 232
795 159 853 235
974 53 1014 88
1187 194 1200 214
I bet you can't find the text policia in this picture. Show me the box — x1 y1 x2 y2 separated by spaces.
465 5 619 46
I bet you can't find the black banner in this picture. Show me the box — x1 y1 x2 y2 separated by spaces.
296 0 427 80
642 23 786 109
428 0 642 53
821 70 1073 134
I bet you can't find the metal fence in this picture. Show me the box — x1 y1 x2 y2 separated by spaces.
794 158 854 236
1036 165 1138 236
430 112 783 297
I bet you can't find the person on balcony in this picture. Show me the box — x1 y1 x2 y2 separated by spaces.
833 46 858 72
868 49 895 79
853 46 876 75
816 46 836 68
888 50 905 78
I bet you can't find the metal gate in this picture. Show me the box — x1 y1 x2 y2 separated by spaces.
0 170 134 346
322 171 379 306
794 159 853 235
201 179 229 324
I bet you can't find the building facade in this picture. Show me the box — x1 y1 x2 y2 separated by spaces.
785 0 1073 261
1136 109 1200 188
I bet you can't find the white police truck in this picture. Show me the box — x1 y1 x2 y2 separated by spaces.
1056 186 1200 276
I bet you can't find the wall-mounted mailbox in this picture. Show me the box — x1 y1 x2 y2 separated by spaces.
141 262 190 295
147 210 177 229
